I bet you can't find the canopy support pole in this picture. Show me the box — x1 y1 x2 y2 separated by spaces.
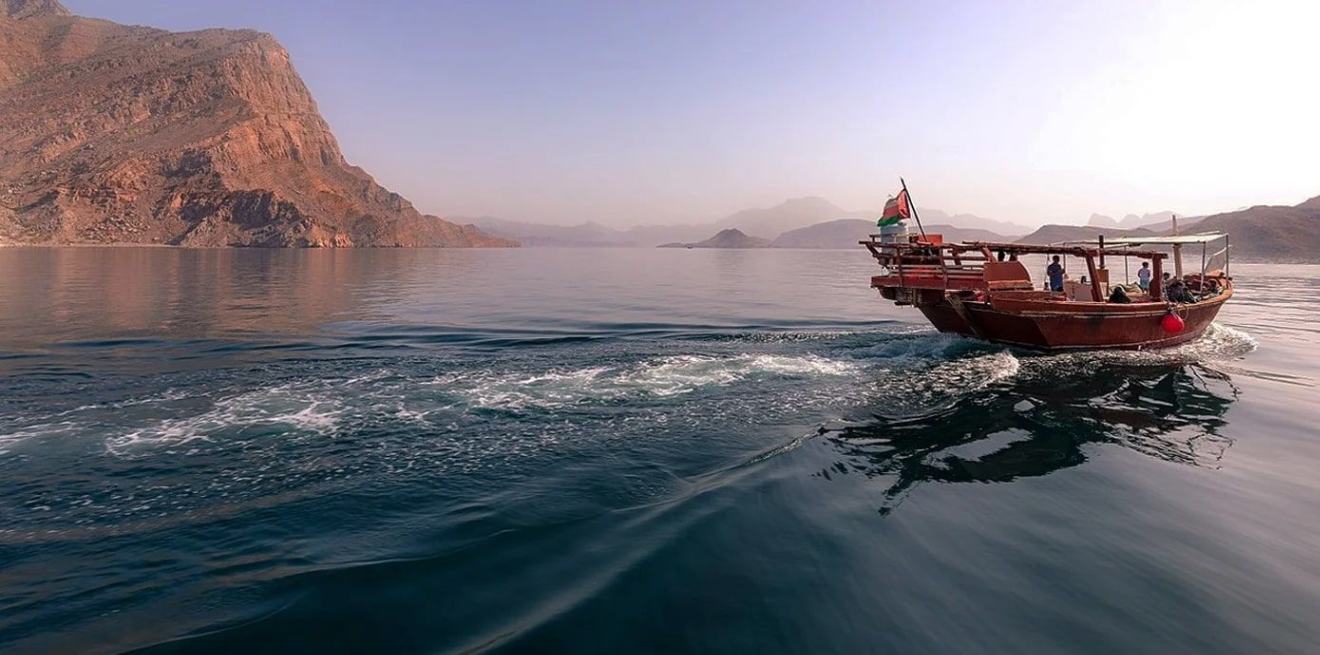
1151 257 1164 301
1171 215 1184 278
1085 254 1102 302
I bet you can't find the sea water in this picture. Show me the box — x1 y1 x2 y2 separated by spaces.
0 248 1316 654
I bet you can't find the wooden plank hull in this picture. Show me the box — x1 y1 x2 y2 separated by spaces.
915 291 1230 350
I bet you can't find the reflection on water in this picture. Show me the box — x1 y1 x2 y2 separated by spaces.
0 248 491 348
825 363 1237 514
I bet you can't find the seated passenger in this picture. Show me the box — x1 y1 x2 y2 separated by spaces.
1165 279 1195 303
1108 286 1133 304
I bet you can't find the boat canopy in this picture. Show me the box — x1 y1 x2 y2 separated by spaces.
1101 233 1227 246
956 241 1170 259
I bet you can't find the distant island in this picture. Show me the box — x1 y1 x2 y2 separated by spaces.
659 228 770 249
0 0 514 247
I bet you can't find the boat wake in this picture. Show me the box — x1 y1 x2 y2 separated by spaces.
0 321 1260 545
431 352 858 411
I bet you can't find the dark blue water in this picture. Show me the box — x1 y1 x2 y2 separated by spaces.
1 248 1317 654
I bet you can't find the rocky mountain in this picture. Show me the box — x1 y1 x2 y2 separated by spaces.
769 219 1008 249
1023 196 1320 261
1186 195 1320 261
659 228 770 249
0 0 514 247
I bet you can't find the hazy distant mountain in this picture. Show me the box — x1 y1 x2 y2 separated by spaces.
1131 211 1176 228
465 216 637 247
769 219 1009 249
472 196 1022 248
622 223 717 247
465 197 859 248
1135 213 1204 233
1087 213 1120 228
1183 195 1320 261
659 228 770 249
1088 211 1182 231
914 208 1032 237
926 225 1012 244
768 219 873 249
455 194 1320 258
718 197 1029 239
466 216 723 247
1017 224 1156 245
716 197 865 236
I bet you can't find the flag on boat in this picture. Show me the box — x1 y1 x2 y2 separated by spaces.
877 189 911 227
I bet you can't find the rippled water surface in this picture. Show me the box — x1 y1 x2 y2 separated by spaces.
1 248 1317 654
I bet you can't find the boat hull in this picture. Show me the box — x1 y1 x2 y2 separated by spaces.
916 291 1230 351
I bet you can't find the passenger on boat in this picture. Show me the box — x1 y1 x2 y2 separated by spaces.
1137 262 1151 291
1108 286 1132 304
1166 278 1196 303
1046 256 1064 292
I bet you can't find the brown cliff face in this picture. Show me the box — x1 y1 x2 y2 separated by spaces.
0 0 516 247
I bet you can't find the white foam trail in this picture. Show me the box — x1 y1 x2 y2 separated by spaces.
104 383 347 455
444 353 858 410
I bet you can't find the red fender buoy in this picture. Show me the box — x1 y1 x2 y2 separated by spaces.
1161 311 1185 334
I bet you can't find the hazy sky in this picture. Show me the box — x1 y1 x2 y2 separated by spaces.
66 0 1320 226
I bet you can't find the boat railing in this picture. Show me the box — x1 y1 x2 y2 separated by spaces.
863 237 1002 292
862 237 1184 297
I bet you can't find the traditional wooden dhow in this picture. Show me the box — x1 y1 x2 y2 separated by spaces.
861 210 1232 350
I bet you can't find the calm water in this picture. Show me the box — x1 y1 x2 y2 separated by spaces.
1 248 1317 654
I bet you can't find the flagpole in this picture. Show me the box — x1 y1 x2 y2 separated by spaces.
900 177 927 240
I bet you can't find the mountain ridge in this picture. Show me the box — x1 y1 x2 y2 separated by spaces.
4 0 69 19
1188 196 1320 261
469 197 1021 247
769 219 1008 249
